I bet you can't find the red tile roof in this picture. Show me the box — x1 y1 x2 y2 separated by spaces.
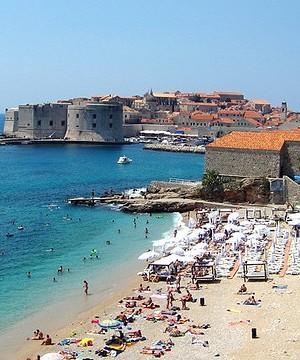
207 130 300 151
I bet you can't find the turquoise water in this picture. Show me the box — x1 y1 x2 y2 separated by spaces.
0 142 204 333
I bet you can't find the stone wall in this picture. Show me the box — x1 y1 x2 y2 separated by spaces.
65 103 123 142
205 148 281 178
281 141 300 178
16 104 67 139
283 176 300 205
4 108 18 136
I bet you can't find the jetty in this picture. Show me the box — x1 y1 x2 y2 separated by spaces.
144 143 205 153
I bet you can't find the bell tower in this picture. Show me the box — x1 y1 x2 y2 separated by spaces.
280 101 287 122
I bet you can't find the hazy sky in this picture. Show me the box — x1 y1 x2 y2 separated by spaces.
1 0 300 110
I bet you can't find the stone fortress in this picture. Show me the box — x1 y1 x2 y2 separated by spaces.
4 100 123 143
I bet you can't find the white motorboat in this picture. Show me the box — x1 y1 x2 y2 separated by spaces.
117 155 132 164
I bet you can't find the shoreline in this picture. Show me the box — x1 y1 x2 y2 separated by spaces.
8 208 300 360
1 213 180 359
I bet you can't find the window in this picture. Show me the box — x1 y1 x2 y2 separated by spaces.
109 123 113 128
76 114 79 118
37 120 41 126
109 114 113 119
49 121 53 126
92 123 96 128
61 121 65 126
93 114 96 119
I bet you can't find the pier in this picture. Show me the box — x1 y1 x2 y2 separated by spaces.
144 143 205 153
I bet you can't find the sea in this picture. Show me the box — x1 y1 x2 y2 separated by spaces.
0 113 204 338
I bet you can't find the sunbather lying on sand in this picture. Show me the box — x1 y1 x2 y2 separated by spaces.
124 295 145 301
168 326 187 337
125 300 137 308
244 295 259 305
187 326 205 335
139 284 151 292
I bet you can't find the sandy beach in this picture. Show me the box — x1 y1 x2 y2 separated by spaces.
14 275 300 360
9 209 300 360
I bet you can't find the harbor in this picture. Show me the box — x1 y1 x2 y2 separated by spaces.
144 143 205 153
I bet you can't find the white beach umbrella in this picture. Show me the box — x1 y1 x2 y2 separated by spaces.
214 232 225 241
198 228 207 235
231 232 246 241
138 250 160 261
188 217 196 229
228 212 240 223
189 247 205 256
41 354 64 360
289 219 300 226
224 224 240 232
240 220 253 227
170 246 185 256
202 223 215 229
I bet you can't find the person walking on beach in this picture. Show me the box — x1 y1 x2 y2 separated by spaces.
83 280 89 295
167 290 175 309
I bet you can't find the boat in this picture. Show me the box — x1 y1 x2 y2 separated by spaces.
117 156 132 164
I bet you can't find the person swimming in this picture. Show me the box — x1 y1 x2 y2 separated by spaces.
27 271 32 278
106 240 111 245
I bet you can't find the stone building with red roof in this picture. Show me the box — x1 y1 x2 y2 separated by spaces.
205 130 300 178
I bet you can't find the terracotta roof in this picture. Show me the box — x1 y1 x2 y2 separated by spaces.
180 102 218 107
244 110 262 120
251 99 270 105
213 118 235 125
218 109 244 115
153 92 177 98
191 112 215 121
214 91 244 96
207 130 300 151
244 118 261 127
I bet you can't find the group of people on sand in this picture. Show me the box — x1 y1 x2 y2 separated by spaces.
30 329 53 345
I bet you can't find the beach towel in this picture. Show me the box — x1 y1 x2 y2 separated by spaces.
227 308 241 313
272 285 288 289
241 302 261 307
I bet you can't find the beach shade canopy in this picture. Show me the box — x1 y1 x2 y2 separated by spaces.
214 232 225 241
289 219 300 226
170 246 185 256
198 228 207 235
99 319 122 329
41 354 64 360
202 223 215 229
138 250 160 261
188 217 196 229
228 212 240 223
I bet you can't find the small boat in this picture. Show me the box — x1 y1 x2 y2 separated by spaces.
117 156 132 164
6 233 14 238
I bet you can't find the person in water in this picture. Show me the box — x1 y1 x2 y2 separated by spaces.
53 277 57 282
27 272 32 278
83 280 89 295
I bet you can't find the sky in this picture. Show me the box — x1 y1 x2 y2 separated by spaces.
1 0 300 110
